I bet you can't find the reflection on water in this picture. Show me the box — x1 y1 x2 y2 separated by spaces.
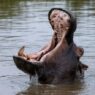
17 80 85 95
0 0 95 95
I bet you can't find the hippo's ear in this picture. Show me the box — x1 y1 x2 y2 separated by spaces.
13 56 43 76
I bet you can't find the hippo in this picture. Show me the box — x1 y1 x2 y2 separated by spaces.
13 8 88 84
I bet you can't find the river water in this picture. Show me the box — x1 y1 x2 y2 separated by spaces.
0 0 95 95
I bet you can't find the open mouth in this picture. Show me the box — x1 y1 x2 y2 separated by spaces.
49 9 71 42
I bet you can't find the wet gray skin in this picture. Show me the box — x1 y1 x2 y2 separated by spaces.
0 1 95 95
13 8 86 84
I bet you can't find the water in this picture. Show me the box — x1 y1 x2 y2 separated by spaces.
0 0 95 95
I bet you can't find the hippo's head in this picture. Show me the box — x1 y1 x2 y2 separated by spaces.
48 8 77 44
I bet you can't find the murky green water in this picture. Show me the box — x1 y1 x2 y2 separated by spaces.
0 0 95 95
